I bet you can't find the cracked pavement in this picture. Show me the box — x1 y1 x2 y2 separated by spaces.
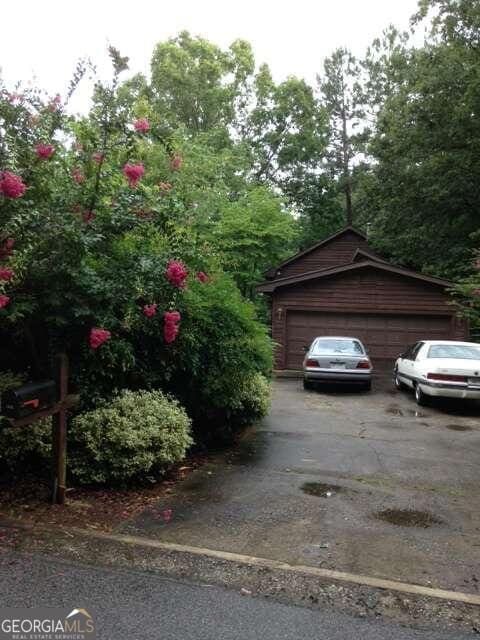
121 377 480 594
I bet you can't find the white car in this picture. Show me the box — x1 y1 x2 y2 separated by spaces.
394 340 480 405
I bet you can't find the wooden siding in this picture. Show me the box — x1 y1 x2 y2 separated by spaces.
274 231 371 279
271 267 468 369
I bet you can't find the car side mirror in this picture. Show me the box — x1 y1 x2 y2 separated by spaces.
302 345 309 353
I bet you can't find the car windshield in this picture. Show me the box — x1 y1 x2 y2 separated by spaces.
427 344 480 360
312 339 364 355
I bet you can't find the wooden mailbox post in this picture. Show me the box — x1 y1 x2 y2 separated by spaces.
3 354 77 505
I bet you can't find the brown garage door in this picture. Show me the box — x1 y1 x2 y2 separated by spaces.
285 311 453 370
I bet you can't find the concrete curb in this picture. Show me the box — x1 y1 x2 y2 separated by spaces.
3 518 480 607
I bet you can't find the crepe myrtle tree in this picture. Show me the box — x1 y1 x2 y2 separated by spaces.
0 47 210 385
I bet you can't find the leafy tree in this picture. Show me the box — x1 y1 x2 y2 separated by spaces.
150 31 254 137
318 48 366 226
356 6 480 278
212 186 298 298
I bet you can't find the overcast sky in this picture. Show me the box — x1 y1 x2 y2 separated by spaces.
1 0 420 112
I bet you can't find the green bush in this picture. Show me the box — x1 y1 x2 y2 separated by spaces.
68 390 192 485
230 373 271 426
161 275 273 440
0 418 51 474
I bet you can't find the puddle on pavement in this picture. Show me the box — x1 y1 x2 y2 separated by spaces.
386 406 426 418
375 508 443 528
445 424 472 432
301 482 343 498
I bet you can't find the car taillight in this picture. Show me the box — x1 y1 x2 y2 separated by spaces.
427 373 467 383
305 359 319 367
356 360 371 369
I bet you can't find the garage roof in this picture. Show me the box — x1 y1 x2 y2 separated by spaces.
257 259 452 293
263 226 368 279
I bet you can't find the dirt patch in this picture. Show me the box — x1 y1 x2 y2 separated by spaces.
445 424 473 432
375 509 443 528
301 482 344 498
0 457 207 532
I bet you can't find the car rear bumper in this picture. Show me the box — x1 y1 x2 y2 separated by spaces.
419 382 480 400
304 369 372 383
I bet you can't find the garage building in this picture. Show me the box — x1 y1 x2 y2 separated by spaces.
256 227 468 371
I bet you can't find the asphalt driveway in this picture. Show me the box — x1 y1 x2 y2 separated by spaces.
123 377 480 593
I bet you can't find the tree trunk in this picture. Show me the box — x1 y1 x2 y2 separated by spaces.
341 106 353 226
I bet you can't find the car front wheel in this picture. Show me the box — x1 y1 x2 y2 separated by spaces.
394 370 405 391
414 383 430 406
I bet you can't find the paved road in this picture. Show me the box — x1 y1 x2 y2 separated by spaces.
0 552 470 640
123 378 480 592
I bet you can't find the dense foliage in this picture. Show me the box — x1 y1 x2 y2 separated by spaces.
0 48 273 461
2 1 480 485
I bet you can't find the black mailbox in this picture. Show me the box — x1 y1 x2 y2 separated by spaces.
1 380 56 419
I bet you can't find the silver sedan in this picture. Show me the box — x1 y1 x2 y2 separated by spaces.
303 336 372 390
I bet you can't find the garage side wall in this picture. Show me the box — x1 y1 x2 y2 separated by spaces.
271 268 468 370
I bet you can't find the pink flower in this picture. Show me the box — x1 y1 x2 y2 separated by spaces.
47 94 62 112
123 163 145 188
197 271 209 283
89 327 111 350
473 289 480 296
133 118 150 132
0 295 10 309
164 311 181 324
8 93 23 105
82 210 95 224
165 260 188 288
164 311 181 344
158 182 172 193
162 508 173 523
0 267 13 281
0 172 26 199
35 143 55 160
92 151 104 164
0 238 15 260
170 153 183 171
143 303 158 317
475 258 480 270
72 167 85 184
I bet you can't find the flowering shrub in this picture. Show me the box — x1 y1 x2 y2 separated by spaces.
123 163 145 188
0 295 10 309
133 118 150 132
35 143 55 159
0 172 26 198
166 260 188 288
0 268 13 282
164 310 181 343
143 303 158 317
90 328 111 350
0 49 274 472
